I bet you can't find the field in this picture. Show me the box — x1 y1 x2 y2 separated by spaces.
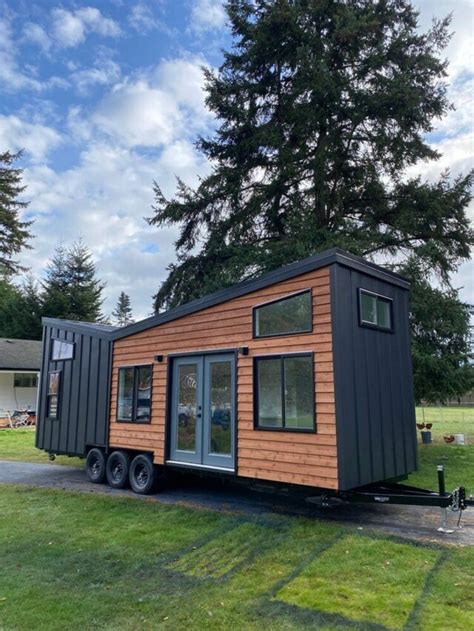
0 428 82 466
0 408 473 629
1 483 473 630
409 407 474 492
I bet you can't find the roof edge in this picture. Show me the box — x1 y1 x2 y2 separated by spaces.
111 248 410 341
42 317 116 339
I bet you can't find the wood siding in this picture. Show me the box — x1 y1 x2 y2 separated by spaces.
109 266 338 489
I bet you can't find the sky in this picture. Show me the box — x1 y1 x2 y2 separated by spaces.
0 0 472 321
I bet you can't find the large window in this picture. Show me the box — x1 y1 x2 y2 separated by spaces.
253 290 312 338
359 289 393 331
117 365 152 423
254 354 315 431
51 339 74 360
14 373 38 388
47 371 60 420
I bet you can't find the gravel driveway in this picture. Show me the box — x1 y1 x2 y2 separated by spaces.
1 458 473 545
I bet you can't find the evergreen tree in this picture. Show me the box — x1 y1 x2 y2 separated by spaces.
149 0 473 402
42 241 105 322
0 275 43 340
112 291 134 326
0 150 32 273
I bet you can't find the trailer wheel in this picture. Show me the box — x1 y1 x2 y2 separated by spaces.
106 450 130 489
86 448 106 484
129 454 156 494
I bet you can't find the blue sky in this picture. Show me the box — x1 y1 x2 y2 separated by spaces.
0 0 472 320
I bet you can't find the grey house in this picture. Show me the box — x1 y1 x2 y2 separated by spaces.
0 338 42 419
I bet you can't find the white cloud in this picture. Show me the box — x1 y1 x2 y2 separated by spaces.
94 80 182 147
51 7 121 48
0 115 62 161
0 19 42 91
22 22 51 52
93 57 212 148
190 0 227 32
70 59 121 94
128 3 160 34
20 140 210 319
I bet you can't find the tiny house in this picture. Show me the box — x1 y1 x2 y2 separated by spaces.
36 248 418 494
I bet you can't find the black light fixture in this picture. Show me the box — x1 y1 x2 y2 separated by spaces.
239 346 249 356
154 355 164 362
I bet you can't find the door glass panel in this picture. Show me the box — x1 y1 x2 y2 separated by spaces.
177 363 198 452
209 361 232 455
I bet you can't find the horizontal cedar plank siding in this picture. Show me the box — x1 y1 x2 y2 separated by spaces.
109 266 338 489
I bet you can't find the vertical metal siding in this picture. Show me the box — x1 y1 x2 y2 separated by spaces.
331 265 417 490
35 324 112 457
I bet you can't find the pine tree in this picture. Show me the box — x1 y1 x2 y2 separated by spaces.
149 0 473 402
42 241 106 322
0 150 33 273
0 275 43 340
112 291 134 326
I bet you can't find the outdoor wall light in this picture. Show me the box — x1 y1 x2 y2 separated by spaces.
239 347 249 355
154 355 164 362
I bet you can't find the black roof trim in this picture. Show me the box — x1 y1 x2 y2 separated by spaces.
42 318 117 339
111 248 410 340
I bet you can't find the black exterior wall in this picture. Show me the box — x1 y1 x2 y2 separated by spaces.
36 321 114 457
330 264 418 490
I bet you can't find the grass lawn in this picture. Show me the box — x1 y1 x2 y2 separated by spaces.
1 484 474 631
409 407 474 493
0 428 82 467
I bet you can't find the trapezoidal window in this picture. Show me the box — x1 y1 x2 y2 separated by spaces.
51 339 74 360
359 289 393 331
117 365 152 423
253 290 312 338
254 354 315 432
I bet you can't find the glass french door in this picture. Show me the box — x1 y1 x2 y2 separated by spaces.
169 354 235 470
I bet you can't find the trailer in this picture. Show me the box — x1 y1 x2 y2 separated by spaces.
35 248 473 520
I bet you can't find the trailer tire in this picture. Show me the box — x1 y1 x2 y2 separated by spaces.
86 448 106 484
106 450 130 489
129 454 156 494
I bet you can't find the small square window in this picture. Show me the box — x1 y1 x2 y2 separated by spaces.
359 290 393 331
51 339 74 360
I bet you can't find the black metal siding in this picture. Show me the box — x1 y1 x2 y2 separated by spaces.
35 324 112 457
331 264 418 490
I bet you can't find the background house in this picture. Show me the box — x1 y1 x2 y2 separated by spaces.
0 338 42 422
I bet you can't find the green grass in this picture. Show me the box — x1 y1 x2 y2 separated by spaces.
1 484 473 630
409 407 474 493
277 534 439 628
0 428 82 466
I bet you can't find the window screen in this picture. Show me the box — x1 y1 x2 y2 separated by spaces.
254 291 312 338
